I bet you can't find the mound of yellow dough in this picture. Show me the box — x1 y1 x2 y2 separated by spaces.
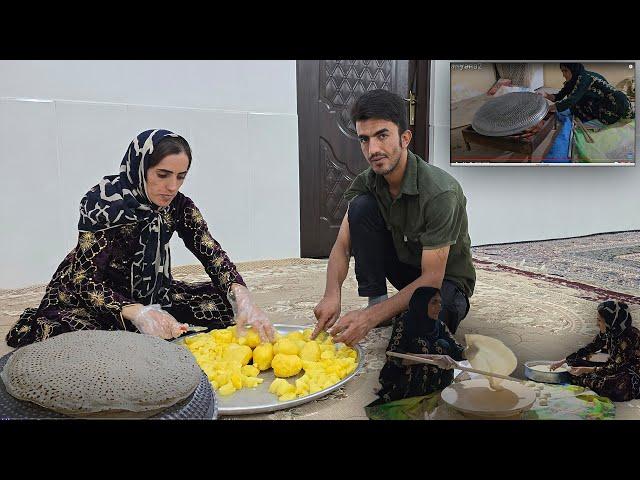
184 326 358 400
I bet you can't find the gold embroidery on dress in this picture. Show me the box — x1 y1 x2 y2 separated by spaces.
88 290 106 307
58 291 70 304
161 211 175 230
120 224 136 237
201 233 216 249
79 232 97 252
72 269 87 285
200 300 218 313
192 209 205 225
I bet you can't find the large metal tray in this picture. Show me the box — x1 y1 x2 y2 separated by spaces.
472 92 549 137
175 324 365 416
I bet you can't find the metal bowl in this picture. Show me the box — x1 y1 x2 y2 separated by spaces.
472 92 549 137
524 360 571 384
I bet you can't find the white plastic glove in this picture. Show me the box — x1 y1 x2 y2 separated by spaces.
228 287 275 343
131 304 188 339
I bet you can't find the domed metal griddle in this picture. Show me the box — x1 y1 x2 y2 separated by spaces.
472 92 549 137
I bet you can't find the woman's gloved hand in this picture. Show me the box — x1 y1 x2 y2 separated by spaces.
130 304 188 339
229 285 276 343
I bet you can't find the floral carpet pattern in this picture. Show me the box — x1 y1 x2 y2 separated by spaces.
472 231 640 300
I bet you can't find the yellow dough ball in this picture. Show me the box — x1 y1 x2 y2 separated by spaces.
274 338 300 356
253 343 274 371
272 353 303 378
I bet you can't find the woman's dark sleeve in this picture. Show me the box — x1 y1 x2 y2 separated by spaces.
175 196 246 293
67 229 138 328
566 332 606 362
593 331 640 376
555 74 593 112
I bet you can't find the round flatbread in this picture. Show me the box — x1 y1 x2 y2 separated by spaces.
0 330 202 417
464 334 517 390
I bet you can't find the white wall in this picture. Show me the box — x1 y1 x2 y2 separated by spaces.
0 61 299 289
430 60 640 247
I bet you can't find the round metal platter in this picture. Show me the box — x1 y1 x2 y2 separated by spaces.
471 92 549 137
175 324 365 416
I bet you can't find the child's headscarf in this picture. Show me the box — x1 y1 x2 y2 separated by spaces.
78 129 185 306
598 299 632 338
405 286 440 339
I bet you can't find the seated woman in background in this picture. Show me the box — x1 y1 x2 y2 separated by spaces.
551 300 640 402
375 287 475 402
540 63 635 125
7 129 275 348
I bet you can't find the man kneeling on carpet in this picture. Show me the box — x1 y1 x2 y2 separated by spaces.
311 89 475 347
374 286 477 402
550 300 640 402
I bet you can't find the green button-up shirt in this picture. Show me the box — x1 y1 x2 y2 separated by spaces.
344 151 476 297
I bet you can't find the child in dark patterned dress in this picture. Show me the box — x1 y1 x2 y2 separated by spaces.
376 286 473 402
551 300 640 402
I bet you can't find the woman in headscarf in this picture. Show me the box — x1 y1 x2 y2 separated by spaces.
540 63 635 125
550 300 640 402
6 130 275 347
375 286 473 402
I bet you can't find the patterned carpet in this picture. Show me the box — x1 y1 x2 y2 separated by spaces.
1 232 640 419
472 230 640 301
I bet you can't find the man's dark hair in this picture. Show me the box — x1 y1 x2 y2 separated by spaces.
148 135 192 170
350 89 408 134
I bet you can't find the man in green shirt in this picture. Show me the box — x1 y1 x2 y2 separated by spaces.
312 89 476 346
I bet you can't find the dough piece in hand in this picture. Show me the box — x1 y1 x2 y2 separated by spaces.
465 334 517 391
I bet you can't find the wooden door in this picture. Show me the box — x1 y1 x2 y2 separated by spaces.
297 60 418 258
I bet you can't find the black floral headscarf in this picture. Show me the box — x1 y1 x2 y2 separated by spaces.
598 299 632 339
78 129 186 306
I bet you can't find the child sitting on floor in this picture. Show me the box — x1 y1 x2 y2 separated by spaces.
375 286 474 402
551 299 640 402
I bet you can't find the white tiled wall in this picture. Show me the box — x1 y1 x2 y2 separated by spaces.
0 60 299 289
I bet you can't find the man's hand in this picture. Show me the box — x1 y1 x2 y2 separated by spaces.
311 295 341 340
569 366 595 376
328 309 373 346
548 103 558 112
549 359 567 371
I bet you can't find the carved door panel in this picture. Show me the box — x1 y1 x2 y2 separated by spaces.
297 60 410 257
